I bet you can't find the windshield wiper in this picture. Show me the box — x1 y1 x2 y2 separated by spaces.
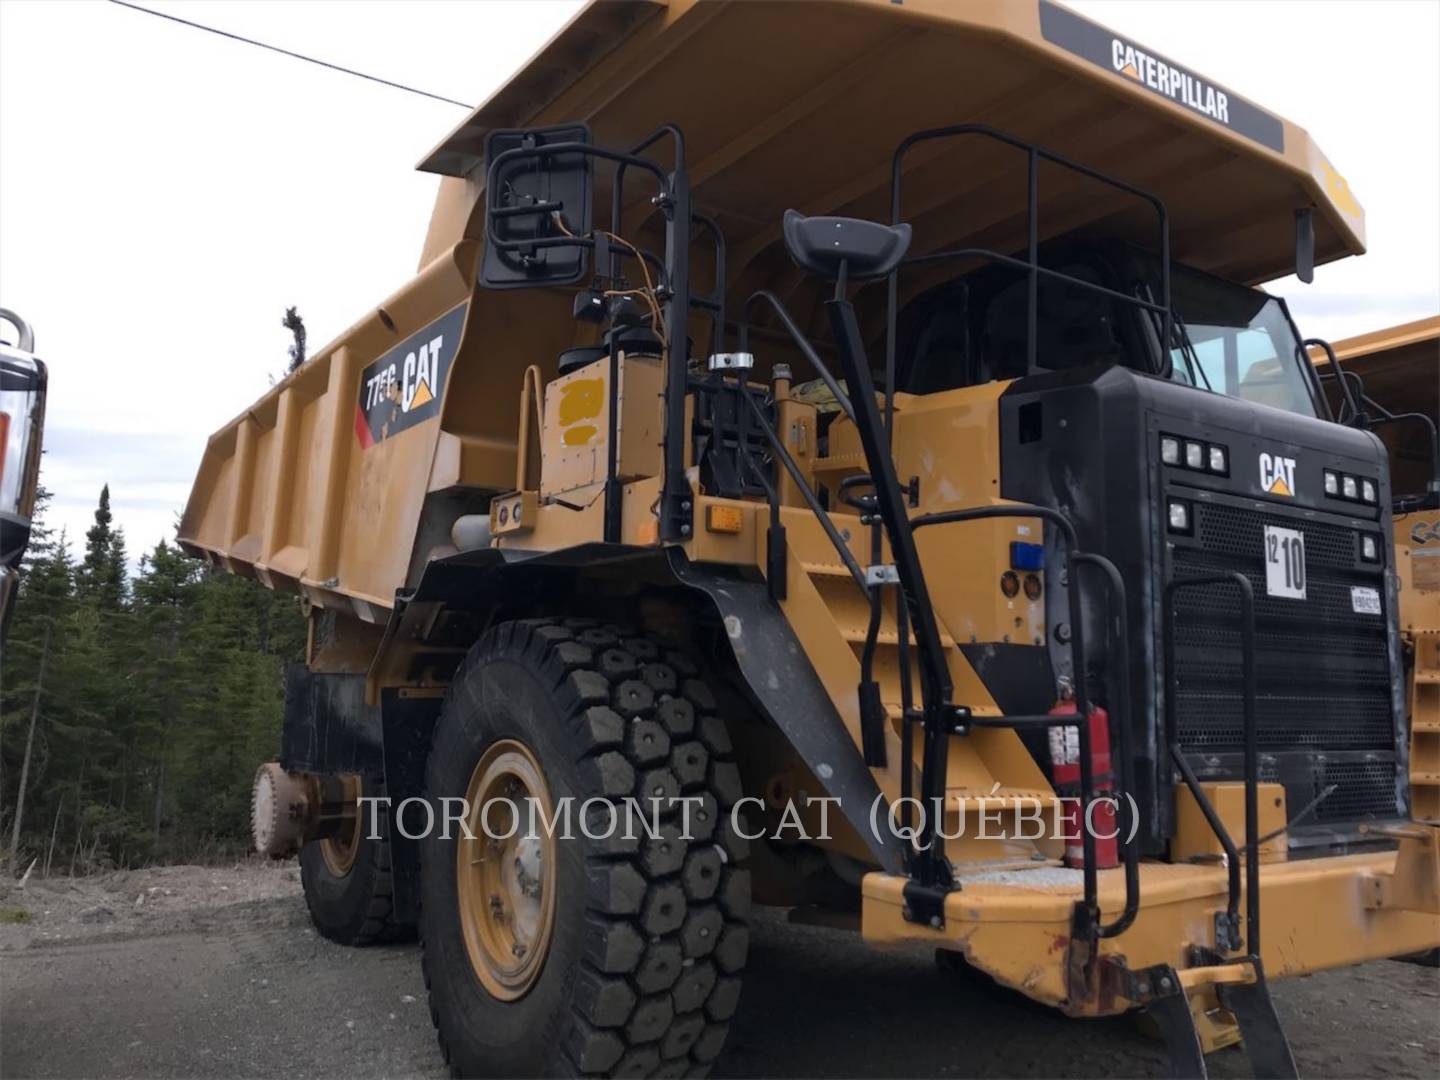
1169 309 1212 391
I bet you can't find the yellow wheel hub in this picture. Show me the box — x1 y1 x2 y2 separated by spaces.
320 774 363 877
457 739 557 1001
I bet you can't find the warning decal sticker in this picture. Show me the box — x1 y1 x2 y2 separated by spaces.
355 303 467 448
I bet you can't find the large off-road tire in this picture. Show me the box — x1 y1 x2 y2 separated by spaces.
299 777 412 946
420 619 750 1078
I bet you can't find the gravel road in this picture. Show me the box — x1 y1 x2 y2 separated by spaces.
2 862 1437 1078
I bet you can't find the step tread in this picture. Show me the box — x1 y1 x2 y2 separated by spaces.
841 627 958 649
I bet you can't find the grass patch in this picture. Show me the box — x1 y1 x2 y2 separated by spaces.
0 906 33 924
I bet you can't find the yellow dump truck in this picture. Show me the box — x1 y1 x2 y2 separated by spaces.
1311 317 1440 826
180 2 1440 1076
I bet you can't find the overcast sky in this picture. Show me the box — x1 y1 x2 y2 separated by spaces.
2 0 1437 564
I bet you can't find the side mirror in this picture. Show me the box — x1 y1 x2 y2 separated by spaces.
481 124 594 290
781 209 911 283
1295 208 1315 284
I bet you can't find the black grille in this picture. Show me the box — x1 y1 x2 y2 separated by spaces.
1169 498 1400 826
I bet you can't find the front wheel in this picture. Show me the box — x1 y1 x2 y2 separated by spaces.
420 619 750 1078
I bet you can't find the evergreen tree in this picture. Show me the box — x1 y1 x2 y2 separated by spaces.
1 489 72 868
77 485 125 611
4 484 305 873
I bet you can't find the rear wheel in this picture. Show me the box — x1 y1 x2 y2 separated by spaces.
299 775 412 945
420 619 750 1078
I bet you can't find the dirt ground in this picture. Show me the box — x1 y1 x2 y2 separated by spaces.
1 862 1437 1079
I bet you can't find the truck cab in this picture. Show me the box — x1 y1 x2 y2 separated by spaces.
888 244 1401 855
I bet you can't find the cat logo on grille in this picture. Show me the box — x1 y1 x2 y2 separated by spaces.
1259 452 1297 497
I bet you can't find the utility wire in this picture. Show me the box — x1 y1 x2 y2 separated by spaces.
108 0 475 109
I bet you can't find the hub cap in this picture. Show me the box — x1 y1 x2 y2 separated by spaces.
456 739 557 1000
320 774 362 877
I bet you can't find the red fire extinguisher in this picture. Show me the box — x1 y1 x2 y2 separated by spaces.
1048 700 1119 869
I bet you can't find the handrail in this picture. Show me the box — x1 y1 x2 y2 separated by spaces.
885 123 1172 436
1310 337 1440 509
1163 571 1259 957
1304 337 1363 426
912 504 1124 919
1074 552 1140 939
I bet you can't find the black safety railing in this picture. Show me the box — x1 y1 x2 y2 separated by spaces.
724 123 1179 934
827 123 1178 931
1163 571 1260 959
1307 337 1440 512
883 124 1172 436
724 328 1139 929
908 506 1138 935
487 124 752 546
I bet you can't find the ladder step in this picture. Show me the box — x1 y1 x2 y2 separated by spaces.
945 786 1060 809
1410 770 1440 786
800 561 858 578
841 627 957 648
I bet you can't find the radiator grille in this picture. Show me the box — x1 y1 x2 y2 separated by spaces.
1169 498 1400 825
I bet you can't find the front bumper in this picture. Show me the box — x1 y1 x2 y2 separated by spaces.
861 823 1440 1016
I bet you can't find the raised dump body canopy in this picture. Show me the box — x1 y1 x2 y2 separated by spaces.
180 0 1367 618
1312 315 1440 503
419 0 1365 283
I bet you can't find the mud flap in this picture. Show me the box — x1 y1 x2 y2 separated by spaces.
1143 967 1207 1080
668 551 904 873
1217 973 1298 1079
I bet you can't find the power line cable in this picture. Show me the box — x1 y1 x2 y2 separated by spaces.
108 0 474 109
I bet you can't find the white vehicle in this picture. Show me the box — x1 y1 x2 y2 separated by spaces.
0 307 47 638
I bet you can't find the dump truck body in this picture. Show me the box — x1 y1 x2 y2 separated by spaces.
179 2 1437 1074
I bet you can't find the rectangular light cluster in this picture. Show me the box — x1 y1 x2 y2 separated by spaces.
1161 434 1227 476
1325 469 1377 505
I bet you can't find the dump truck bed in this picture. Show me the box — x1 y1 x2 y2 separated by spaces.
180 0 1366 617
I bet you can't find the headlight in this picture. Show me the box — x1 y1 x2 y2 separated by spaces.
1184 441 1204 470
1168 499 1191 533
1161 436 1180 465
1324 469 1339 496
1360 534 1379 562
1361 478 1377 504
1342 475 1358 500
1207 445 1228 474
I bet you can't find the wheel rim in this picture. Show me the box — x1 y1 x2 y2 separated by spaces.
456 739 557 1001
320 775 363 877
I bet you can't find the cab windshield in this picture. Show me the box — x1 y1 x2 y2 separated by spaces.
891 248 1324 421
1165 267 1320 418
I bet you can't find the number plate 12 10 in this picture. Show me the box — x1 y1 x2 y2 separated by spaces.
1264 525 1306 599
